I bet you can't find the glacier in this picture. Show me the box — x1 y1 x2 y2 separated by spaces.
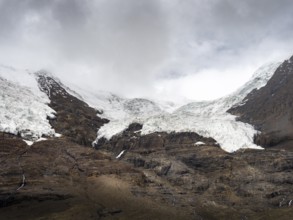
0 62 281 152
0 66 56 140
93 62 281 152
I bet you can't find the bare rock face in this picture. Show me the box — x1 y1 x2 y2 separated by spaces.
35 73 109 146
95 124 293 219
229 56 293 150
2 130 293 219
1 135 194 220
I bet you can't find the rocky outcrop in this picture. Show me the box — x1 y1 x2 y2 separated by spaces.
229 56 293 150
94 123 293 219
1 135 195 220
95 123 218 153
2 130 293 219
35 73 109 146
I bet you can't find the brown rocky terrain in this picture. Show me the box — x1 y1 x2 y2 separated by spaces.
1 131 293 219
0 134 193 220
95 123 293 219
35 72 109 146
229 56 293 150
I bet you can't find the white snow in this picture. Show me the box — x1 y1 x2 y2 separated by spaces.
0 64 42 94
116 150 125 159
194 141 205 146
0 62 281 153
63 82 167 121
92 62 281 153
0 66 55 140
16 174 26 191
62 82 169 140
54 133 62 138
36 137 48 142
23 140 34 146
24 137 48 146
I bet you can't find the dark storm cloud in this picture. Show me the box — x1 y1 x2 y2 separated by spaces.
0 0 293 99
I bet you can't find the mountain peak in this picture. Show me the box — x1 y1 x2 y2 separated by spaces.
34 69 54 78
0 57 288 152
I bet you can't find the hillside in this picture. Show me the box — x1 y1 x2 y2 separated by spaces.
229 56 293 150
1 60 293 219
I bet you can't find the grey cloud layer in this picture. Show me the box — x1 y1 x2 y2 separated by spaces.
0 0 293 98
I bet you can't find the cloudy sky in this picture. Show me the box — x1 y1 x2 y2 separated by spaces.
1 0 293 102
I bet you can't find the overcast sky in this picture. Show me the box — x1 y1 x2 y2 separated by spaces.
1 0 293 102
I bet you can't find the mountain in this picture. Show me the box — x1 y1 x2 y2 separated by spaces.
229 55 293 150
35 71 109 145
1 60 293 219
0 61 280 152
95 62 280 152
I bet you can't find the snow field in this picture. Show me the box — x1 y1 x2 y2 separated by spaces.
0 66 55 140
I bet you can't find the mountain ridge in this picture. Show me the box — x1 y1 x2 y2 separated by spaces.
229 55 293 151
0 60 283 152
95 61 280 152
1 58 293 219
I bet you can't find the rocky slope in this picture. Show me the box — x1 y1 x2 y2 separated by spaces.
95 123 293 219
1 63 293 219
229 56 293 150
0 134 193 220
35 71 109 146
1 131 293 219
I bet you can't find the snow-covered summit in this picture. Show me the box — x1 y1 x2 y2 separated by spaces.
175 62 282 116
64 82 168 121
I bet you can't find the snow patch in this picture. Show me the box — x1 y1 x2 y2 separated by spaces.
36 137 48 142
194 141 205 146
23 140 34 146
116 150 125 159
54 133 62 138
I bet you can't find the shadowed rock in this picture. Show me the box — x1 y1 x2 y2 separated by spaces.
229 56 293 150
35 72 109 146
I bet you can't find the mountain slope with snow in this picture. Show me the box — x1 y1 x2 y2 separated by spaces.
0 66 56 140
0 61 282 152
96 62 281 152
229 56 293 150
